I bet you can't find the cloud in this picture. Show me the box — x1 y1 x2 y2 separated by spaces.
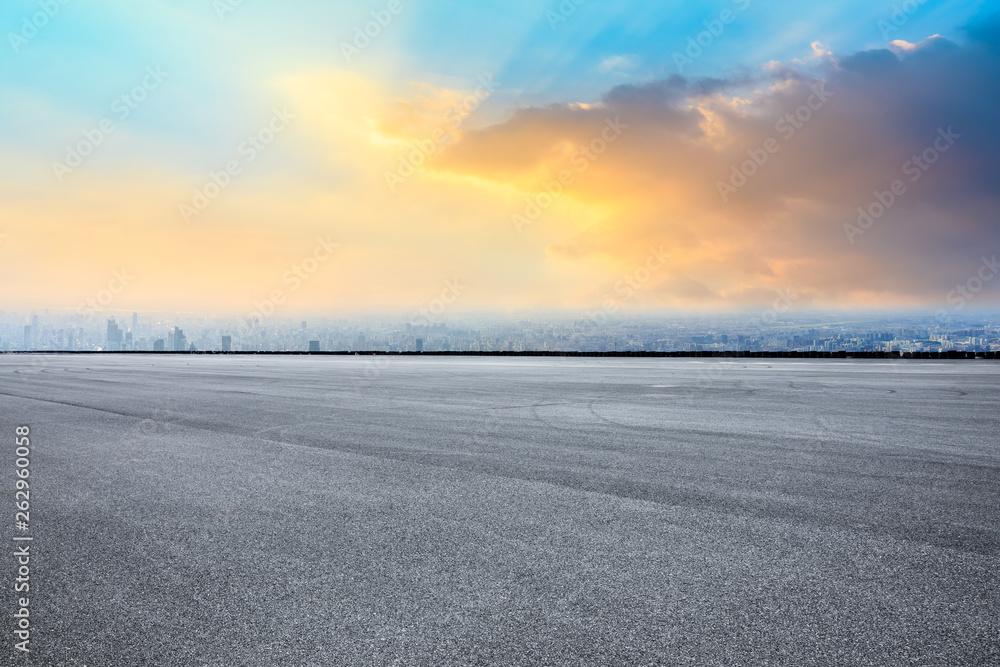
597 55 639 74
5 8 999 315
429 17 1000 310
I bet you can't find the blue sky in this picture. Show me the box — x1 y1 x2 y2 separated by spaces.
2 0 986 127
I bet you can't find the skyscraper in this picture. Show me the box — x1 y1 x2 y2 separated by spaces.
23 325 31 350
221 335 232 352
153 339 165 352
309 340 320 352
131 312 138 334
106 319 124 351
172 327 186 352
416 338 423 353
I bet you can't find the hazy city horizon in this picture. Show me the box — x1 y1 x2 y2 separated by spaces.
5 307 1000 355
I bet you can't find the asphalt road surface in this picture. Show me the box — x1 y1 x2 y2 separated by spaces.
0 355 997 666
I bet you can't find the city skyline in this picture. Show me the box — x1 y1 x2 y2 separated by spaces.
6 307 1000 355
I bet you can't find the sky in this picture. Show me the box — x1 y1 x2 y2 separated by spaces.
1 0 998 318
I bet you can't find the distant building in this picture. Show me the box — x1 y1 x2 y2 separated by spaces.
153 339 165 352
301 321 307 332
309 340 320 352
172 327 187 352
23 325 31 350
221 335 232 352
415 338 424 352
106 319 124 351
131 312 138 334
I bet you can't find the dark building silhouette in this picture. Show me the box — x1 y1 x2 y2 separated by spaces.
153 339 165 352
222 335 232 352
416 338 424 352
23 325 31 350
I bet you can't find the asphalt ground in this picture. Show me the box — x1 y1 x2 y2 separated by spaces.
0 355 997 666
